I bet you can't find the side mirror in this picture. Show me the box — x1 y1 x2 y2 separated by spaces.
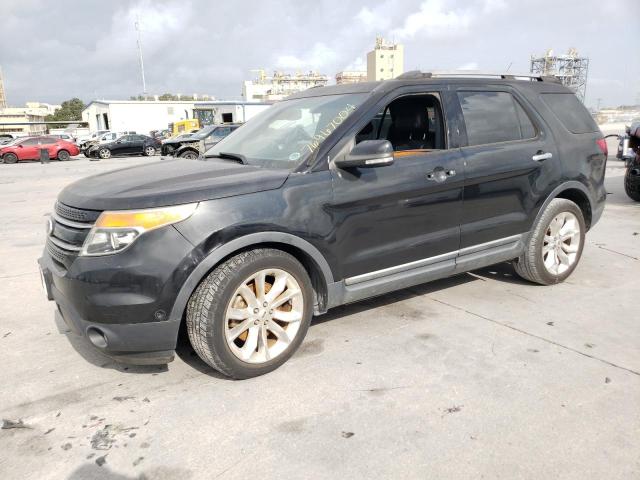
18 144 24 148
334 140 394 169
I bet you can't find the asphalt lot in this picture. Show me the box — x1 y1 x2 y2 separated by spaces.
0 154 639 479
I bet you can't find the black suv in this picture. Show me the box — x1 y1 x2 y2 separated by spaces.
161 124 240 159
39 72 607 379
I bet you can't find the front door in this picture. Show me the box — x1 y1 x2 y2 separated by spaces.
19 137 41 160
328 90 464 281
454 87 560 248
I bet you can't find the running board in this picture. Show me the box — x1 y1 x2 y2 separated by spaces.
326 233 526 309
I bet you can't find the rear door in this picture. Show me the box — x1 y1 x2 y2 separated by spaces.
129 135 146 154
454 87 559 248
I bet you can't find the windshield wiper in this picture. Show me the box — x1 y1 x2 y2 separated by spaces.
209 152 247 165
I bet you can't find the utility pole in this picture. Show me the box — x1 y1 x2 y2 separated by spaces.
135 16 147 95
0 66 7 108
596 98 602 111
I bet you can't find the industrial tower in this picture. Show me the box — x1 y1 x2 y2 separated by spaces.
530 49 589 102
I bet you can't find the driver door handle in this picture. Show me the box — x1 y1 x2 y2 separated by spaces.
426 167 456 182
532 151 553 162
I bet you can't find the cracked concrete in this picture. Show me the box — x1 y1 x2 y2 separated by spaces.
0 156 638 479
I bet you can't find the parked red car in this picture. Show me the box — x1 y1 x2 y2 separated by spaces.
0 136 80 163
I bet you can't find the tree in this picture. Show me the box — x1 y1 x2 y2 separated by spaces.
45 98 85 128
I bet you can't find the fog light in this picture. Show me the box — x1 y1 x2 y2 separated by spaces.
87 327 108 349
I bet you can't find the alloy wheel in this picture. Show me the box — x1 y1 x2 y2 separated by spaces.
99 148 111 159
145 146 156 156
542 211 581 275
224 268 304 364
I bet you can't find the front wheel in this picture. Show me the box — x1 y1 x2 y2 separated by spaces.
98 148 111 159
513 198 586 285
3 153 18 164
186 248 313 379
144 146 156 156
624 166 640 201
179 150 198 160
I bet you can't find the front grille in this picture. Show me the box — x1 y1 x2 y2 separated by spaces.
47 202 102 267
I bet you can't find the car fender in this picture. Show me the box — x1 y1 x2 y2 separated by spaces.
167 231 334 324
530 180 595 235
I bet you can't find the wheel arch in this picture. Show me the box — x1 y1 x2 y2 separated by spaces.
534 182 594 231
168 232 334 328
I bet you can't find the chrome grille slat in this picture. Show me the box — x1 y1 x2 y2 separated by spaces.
47 202 102 266
51 212 93 229
48 236 82 252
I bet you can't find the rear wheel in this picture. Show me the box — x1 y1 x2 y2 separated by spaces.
3 153 18 164
624 166 640 201
513 198 585 285
98 148 111 159
179 150 198 160
186 248 313 379
57 150 70 161
144 146 156 156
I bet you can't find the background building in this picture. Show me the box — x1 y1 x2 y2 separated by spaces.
0 104 49 137
335 71 367 85
242 70 328 101
530 48 589 102
82 100 271 134
367 37 404 81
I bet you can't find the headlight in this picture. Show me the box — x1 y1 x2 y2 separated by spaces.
80 203 198 256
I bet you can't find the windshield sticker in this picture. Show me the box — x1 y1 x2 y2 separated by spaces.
301 103 358 155
289 152 301 161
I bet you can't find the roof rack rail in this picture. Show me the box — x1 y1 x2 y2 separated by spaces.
395 70 560 83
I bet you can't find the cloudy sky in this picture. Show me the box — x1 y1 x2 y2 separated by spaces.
1 0 638 109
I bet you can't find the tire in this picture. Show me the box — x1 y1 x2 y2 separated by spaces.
179 150 198 160
3 153 18 164
186 248 314 379
624 167 640 201
144 146 156 156
513 198 586 285
98 148 111 159
57 150 70 161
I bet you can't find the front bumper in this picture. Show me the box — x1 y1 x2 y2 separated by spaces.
38 226 195 365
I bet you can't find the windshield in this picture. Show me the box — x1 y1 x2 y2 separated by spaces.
205 93 367 169
192 126 216 139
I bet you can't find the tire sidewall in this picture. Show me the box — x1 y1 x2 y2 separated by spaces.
58 150 70 161
533 200 586 284
4 153 18 164
207 253 314 379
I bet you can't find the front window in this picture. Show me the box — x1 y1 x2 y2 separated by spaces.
205 93 367 169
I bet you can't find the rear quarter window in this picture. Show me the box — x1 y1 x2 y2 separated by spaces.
540 93 598 134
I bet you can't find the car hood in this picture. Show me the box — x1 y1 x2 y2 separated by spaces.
58 158 290 211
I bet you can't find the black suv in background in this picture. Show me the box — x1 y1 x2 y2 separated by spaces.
39 72 607 379
161 124 240 159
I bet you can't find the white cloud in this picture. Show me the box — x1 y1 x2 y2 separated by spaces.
391 0 473 40
275 42 339 70
458 62 479 70
355 6 391 32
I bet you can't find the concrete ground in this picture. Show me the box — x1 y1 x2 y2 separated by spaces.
0 154 638 480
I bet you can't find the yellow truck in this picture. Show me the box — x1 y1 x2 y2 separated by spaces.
168 119 199 136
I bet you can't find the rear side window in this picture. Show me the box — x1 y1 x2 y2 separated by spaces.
458 91 536 146
540 93 598 134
